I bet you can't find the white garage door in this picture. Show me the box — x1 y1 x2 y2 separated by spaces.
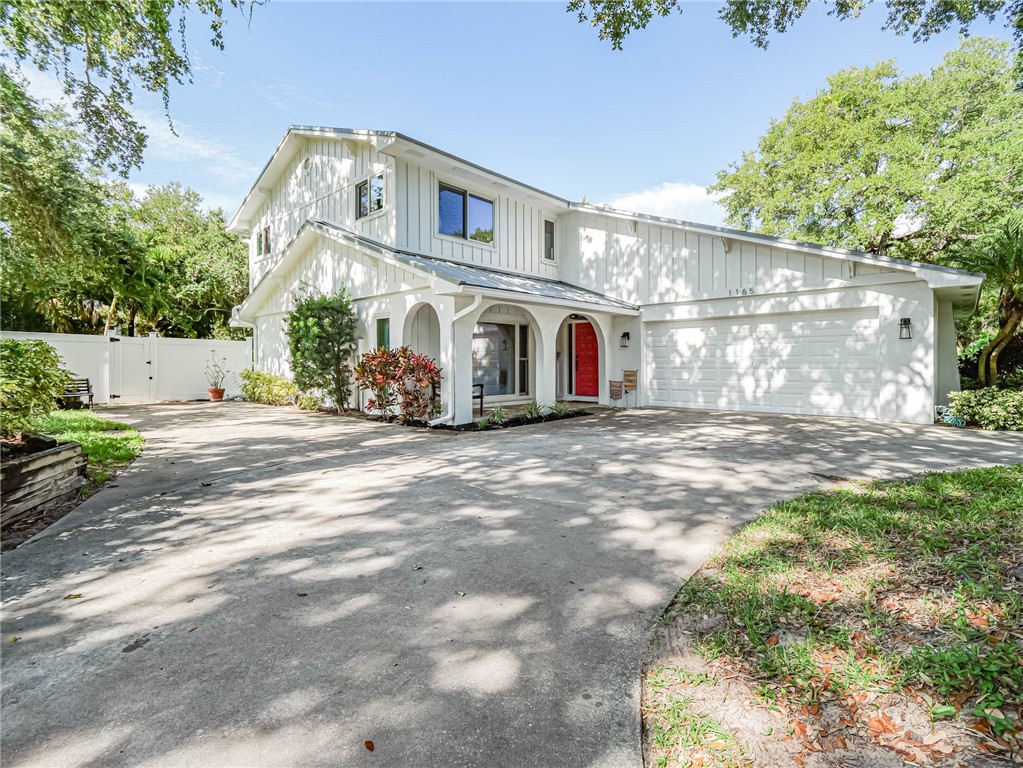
646 308 879 418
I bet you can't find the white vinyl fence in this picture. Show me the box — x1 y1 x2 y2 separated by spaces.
1 331 252 404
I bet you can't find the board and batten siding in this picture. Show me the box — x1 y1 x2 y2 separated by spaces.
561 211 895 306
393 159 561 280
249 138 396 289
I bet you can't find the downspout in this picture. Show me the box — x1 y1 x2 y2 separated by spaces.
428 292 482 426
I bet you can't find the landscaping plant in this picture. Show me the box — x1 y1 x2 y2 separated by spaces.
948 388 1023 430
238 369 298 406
0 338 72 439
354 346 441 423
353 347 399 417
286 289 358 412
394 347 441 423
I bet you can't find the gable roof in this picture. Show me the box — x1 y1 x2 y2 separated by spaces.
236 220 639 321
227 126 568 234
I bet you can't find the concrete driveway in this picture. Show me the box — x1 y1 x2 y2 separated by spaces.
2 404 1021 768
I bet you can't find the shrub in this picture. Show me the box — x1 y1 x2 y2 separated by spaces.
353 348 399 417
297 392 324 411
286 290 358 411
394 347 441 423
1000 368 1023 389
239 369 298 406
354 346 441 423
488 405 508 425
0 338 72 438
948 388 1023 430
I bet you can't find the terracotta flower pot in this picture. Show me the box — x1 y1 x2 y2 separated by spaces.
208 388 226 401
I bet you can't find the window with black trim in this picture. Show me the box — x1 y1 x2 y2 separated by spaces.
544 220 555 261
357 175 384 219
439 183 494 244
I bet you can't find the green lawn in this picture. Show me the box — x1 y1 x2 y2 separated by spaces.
647 465 1023 766
39 410 144 487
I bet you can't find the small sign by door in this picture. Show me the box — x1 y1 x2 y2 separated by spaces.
623 370 638 392
609 380 624 400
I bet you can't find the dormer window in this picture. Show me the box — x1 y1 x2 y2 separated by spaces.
439 183 494 244
357 175 384 219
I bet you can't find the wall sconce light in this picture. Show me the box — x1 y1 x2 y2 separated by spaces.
899 318 913 340
620 332 630 348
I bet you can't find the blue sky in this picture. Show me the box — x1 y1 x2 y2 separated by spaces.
25 1 1011 224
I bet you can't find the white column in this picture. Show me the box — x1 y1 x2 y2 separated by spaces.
535 313 560 409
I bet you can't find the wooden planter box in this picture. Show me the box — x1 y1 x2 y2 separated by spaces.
1 442 87 530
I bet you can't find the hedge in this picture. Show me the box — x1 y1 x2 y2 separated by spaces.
948 388 1023 431
239 369 299 406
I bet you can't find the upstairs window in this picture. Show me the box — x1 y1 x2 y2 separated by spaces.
357 175 384 219
256 225 271 257
439 183 494 244
544 220 555 261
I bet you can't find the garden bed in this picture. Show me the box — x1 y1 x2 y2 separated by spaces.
0 411 144 551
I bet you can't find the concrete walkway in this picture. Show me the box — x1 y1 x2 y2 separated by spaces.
2 403 1021 768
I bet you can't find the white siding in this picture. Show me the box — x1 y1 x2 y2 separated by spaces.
249 138 395 288
562 210 895 306
393 160 560 280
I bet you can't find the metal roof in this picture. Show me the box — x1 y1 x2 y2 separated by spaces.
311 221 638 312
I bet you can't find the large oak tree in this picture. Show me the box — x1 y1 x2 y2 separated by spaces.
709 37 1023 264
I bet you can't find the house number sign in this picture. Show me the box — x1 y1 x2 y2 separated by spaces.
727 287 758 296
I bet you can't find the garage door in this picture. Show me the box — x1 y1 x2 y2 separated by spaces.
646 308 879 418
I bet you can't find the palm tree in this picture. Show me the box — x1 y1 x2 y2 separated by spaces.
955 212 1023 387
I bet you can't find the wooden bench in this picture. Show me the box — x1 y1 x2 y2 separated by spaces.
59 378 93 409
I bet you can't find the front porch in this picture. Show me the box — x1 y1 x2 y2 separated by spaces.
371 290 639 426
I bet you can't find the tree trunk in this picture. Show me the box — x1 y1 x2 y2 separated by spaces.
127 307 137 337
986 306 1023 386
103 294 119 335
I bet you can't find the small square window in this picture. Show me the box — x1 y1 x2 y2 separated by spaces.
544 220 555 261
357 175 385 219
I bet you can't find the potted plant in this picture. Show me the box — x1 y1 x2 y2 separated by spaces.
205 352 228 401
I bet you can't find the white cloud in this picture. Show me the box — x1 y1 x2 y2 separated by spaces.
605 182 726 227
138 109 258 187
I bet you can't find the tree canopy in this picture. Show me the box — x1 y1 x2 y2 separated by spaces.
709 37 1023 264
568 0 1023 56
0 0 251 174
0 99 247 339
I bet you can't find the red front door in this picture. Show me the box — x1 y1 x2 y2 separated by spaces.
574 322 599 397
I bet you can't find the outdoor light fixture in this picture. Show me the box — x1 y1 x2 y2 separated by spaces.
899 318 913 340
620 332 630 348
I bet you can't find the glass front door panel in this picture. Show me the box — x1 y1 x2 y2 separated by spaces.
472 323 516 395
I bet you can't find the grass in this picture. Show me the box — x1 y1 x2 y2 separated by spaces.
650 465 1023 763
39 409 144 487
645 666 751 768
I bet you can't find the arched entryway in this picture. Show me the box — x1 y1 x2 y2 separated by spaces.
556 314 604 400
403 303 441 361
466 303 541 402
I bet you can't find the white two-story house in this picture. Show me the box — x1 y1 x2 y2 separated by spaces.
228 126 982 426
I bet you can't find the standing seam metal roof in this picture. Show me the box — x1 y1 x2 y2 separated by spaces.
311 221 638 311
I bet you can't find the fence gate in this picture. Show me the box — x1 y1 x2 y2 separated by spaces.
107 336 152 403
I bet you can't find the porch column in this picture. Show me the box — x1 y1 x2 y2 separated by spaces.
535 313 560 408
434 302 456 420
451 313 476 424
